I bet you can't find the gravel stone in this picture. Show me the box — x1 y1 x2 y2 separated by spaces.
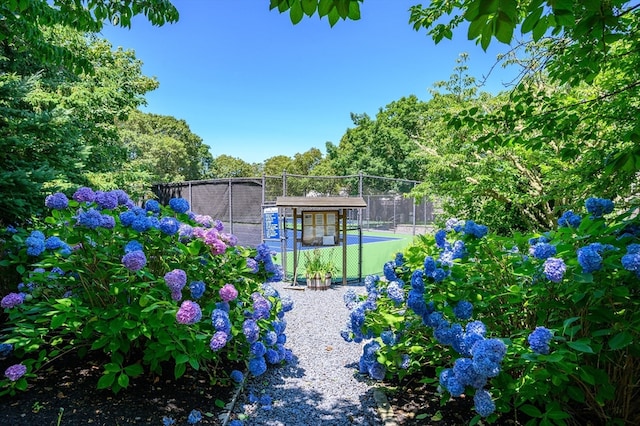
231 282 383 425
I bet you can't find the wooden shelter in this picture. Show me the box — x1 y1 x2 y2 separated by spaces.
275 196 367 286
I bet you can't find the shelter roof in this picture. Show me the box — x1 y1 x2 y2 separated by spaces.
275 196 367 209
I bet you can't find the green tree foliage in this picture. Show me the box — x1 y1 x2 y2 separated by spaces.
263 155 293 176
326 96 429 192
210 154 259 178
119 110 215 182
0 27 159 225
0 0 179 74
269 0 363 26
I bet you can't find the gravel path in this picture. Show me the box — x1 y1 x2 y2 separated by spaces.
229 283 383 426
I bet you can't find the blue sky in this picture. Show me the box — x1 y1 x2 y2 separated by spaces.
101 1 517 164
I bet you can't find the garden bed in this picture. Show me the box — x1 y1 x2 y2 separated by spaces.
0 351 232 425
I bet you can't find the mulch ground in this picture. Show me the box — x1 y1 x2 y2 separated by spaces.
0 351 233 425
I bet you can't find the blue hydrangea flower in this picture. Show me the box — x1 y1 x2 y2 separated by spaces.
453 300 473 320
431 268 448 283
159 217 180 235
76 208 103 229
410 270 425 293
585 197 614 218
45 236 65 251
189 281 206 299
229 419 244 426
144 199 161 213
162 416 176 426
230 370 244 383
434 229 447 248
464 220 488 238
471 338 507 378
453 357 486 389
265 348 281 364
252 294 271 320
187 409 202 424
440 368 464 397
25 231 45 256
445 218 463 232
0 343 14 357
400 354 410 369
368 361 386 380
124 240 143 253
530 242 557 260
112 189 130 205
251 341 267 357
386 281 404 304
474 389 496 417
407 289 427 316
394 252 404 267
212 309 231 335
434 323 463 346
558 210 582 228
169 197 190 213
466 320 487 336
380 330 396 345
577 244 603 273
122 250 147 272
452 240 466 259
383 261 397 282
280 295 294 313
528 326 553 354
248 356 267 376
423 256 437 274
45 193 69 209
343 289 358 309
100 214 116 229
543 257 566 282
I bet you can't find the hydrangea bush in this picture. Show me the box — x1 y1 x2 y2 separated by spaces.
0 188 293 396
342 197 639 424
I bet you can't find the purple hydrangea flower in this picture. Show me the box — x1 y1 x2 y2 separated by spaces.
176 300 202 325
210 331 228 351
585 197 614 218
164 269 187 292
544 257 566 282
169 197 190 214
219 283 238 302
558 210 582 228
243 319 260 343
474 389 496 417
73 186 95 203
246 258 259 273
95 191 118 210
4 363 27 381
252 293 271 319
145 199 161 213
528 326 553 354
178 223 194 241
45 192 69 209
1 292 25 309
189 281 206 299
122 250 147 272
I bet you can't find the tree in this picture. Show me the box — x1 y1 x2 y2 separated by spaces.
0 28 158 225
0 0 179 74
210 155 259 178
263 155 293 176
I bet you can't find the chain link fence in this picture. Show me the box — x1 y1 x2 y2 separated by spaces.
154 173 435 283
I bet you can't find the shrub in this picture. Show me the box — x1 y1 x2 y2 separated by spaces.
342 198 640 424
0 188 292 396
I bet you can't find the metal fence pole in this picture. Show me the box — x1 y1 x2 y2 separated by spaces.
228 178 233 235
412 182 417 236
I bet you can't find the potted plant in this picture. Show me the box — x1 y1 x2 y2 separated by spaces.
303 248 336 290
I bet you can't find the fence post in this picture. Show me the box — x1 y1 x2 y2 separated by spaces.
228 178 233 235
412 182 417 236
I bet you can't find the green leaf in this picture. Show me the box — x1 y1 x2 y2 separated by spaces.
97 373 115 389
301 0 317 16
117 373 130 388
608 332 632 350
124 364 144 377
521 7 543 34
328 8 340 26
318 0 332 16
104 362 121 373
519 404 543 418
567 340 594 353
188 357 200 370
347 1 360 20
175 353 189 364
468 16 486 40
532 15 548 41
289 0 304 24
174 362 186 379
50 313 67 329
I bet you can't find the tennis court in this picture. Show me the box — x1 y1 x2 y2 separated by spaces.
265 228 416 284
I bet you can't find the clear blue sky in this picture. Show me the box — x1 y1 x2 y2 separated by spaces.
101 1 516 164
